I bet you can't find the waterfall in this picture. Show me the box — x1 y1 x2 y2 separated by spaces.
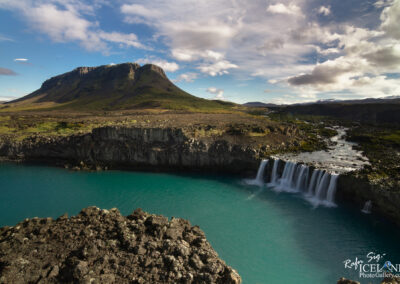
295 165 309 192
315 172 330 200
307 169 320 195
326 174 339 205
276 162 298 191
361 200 372 214
270 159 279 184
245 158 339 208
255 160 268 184
245 159 268 186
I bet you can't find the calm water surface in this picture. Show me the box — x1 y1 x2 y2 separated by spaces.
1 163 399 283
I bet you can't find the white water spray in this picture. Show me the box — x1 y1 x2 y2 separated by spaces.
245 159 268 186
252 159 340 207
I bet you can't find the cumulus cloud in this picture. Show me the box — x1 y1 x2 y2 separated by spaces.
0 1 143 52
0 67 17 76
2 0 400 103
318 6 331 16
119 0 400 101
267 3 302 16
173 72 198 83
121 1 240 77
364 45 400 68
288 57 362 87
284 0 400 100
198 60 238 76
136 58 179 72
206 87 225 100
380 0 400 39
171 49 224 62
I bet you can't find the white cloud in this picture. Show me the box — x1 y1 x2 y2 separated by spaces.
283 0 400 101
171 49 224 62
1 0 400 103
198 60 238 76
318 6 331 16
121 1 240 77
173 72 198 83
121 4 161 19
136 58 179 72
267 3 302 16
0 96 16 101
0 34 13 42
98 31 142 48
0 1 143 52
380 0 400 39
206 87 225 100
14 58 28 62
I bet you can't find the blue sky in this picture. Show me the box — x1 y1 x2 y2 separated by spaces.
0 0 399 104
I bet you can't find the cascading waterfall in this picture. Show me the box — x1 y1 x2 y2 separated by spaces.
244 159 268 186
276 162 298 191
315 172 331 200
270 159 279 184
307 169 321 196
326 174 338 204
255 160 268 182
295 165 309 192
250 158 339 207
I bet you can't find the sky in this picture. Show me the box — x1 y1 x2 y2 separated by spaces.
0 0 399 104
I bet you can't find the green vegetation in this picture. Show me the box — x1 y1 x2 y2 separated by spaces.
2 63 238 113
344 125 400 189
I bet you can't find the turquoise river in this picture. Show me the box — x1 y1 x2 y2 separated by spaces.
1 163 399 283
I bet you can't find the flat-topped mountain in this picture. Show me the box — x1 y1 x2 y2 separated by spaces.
6 63 234 111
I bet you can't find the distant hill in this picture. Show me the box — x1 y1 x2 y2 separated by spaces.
310 96 400 105
5 63 235 112
243 102 280 108
283 101 400 124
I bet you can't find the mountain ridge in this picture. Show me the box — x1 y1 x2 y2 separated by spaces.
6 63 234 112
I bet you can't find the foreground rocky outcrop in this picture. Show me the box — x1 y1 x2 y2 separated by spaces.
0 207 241 284
338 276 400 284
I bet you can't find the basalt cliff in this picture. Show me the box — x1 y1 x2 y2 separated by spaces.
0 126 260 174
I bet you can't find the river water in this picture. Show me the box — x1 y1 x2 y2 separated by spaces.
1 163 399 283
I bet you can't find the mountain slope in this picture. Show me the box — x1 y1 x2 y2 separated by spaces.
6 63 235 112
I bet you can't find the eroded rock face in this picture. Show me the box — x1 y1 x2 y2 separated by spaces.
337 277 361 284
338 276 400 284
0 126 260 174
336 173 400 226
0 207 241 284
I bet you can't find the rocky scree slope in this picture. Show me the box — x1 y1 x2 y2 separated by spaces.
0 207 241 284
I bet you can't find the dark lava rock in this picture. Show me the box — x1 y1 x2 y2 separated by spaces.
338 276 400 284
337 278 360 284
0 207 241 284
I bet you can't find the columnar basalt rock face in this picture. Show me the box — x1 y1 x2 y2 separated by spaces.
0 126 260 174
0 207 241 284
336 173 400 226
